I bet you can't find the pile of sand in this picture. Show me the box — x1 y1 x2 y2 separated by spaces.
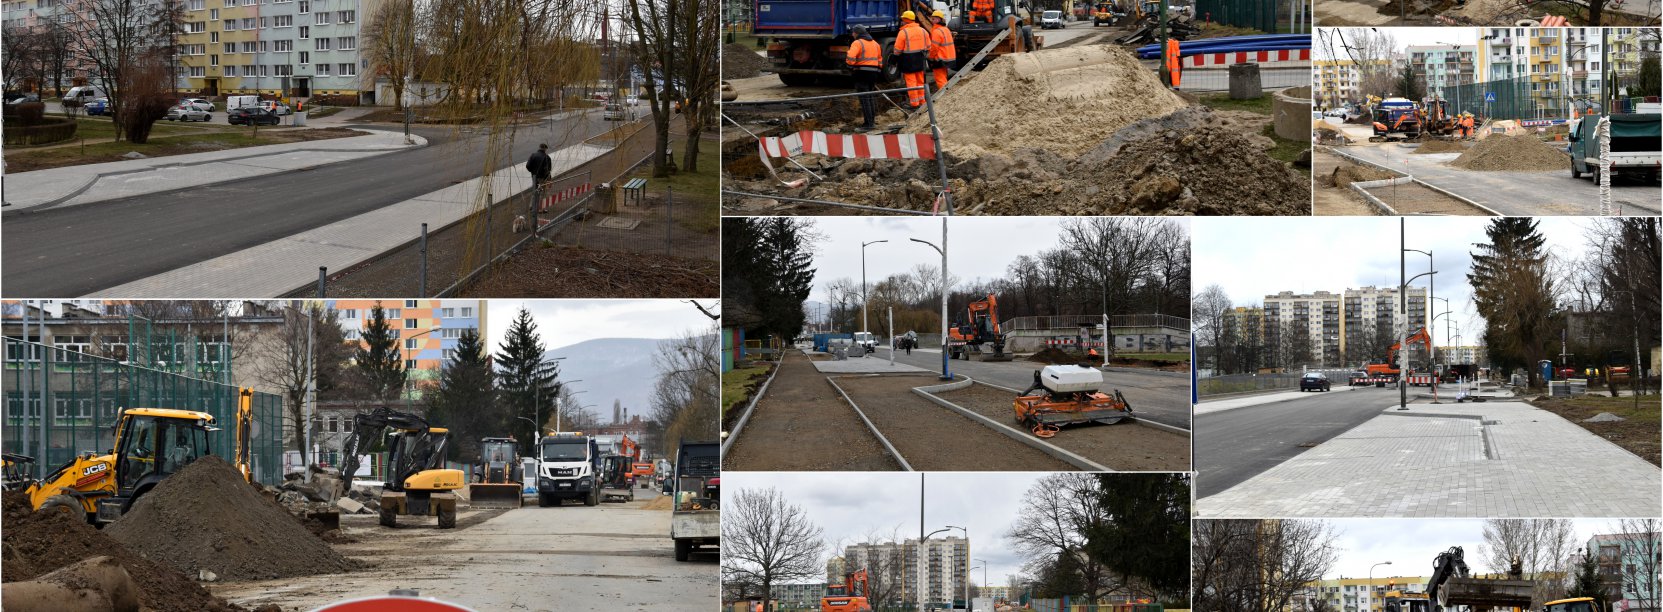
106 456 354 582
2 493 244 612
909 45 1188 157
723 43 772 79
1449 133 1570 171
1329 162 1398 187
1412 139 1466 154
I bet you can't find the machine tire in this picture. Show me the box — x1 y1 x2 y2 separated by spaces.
437 506 456 529
627 490 635 502
879 38 901 84
37 494 82 519
1571 164 1582 179
675 539 692 562
538 493 555 507
585 487 599 507
379 506 397 528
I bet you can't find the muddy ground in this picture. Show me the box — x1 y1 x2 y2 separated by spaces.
933 383 1191 471
721 350 903 471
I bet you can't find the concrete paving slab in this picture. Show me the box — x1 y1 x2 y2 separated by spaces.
1196 386 1360 415
1198 401 1662 517
87 142 609 297
811 359 930 374
3 129 427 211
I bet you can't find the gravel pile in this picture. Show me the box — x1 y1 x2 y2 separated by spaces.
723 43 772 79
1450 133 1570 171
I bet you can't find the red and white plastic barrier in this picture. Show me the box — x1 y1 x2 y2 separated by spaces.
760 130 937 161
1406 375 1436 386
1183 48 1310 68
537 183 592 212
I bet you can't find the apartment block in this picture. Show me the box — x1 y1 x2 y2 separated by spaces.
176 0 375 98
327 299 485 399
1302 576 1431 612
843 536 970 609
1263 291 1341 366
1407 44 1477 103
1313 59 1392 108
1340 285 1429 366
1587 531 1660 612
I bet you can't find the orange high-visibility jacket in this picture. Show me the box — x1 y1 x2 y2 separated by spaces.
972 0 995 10
1165 38 1181 72
847 38 883 69
896 21 931 55
929 23 956 62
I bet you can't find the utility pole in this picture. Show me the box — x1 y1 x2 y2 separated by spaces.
862 240 888 340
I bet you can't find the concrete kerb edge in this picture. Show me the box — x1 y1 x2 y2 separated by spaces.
719 354 785 458
1409 178 1504 216
14 128 426 212
825 375 914 471
911 379 1113 472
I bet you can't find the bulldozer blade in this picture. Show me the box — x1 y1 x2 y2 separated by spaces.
1438 578 1535 609
468 484 524 509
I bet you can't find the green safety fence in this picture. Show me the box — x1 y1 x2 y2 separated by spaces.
1192 0 1282 33
3 338 287 484
1445 74 1571 121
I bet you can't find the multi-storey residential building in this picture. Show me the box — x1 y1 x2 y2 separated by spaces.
1408 44 1477 104
1477 27 1657 118
1263 291 1342 366
1313 59 1393 109
1587 531 1660 612
176 0 375 98
1340 285 1429 367
327 299 485 399
844 536 970 609
769 582 828 608
1302 577 1431 612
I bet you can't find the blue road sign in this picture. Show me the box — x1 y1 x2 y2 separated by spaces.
1484 91 1496 102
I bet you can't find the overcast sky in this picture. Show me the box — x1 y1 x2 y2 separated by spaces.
484 299 716 350
723 472 1069 588
1324 518 1617 580
800 217 1190 304
1316 27 1483 60
1192 217 1598 346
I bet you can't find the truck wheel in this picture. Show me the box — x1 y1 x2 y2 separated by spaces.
380 507 398 528
675 539 692 562
537 493 553 507
1571 164 1581 179
585 488 599 507
879 38 901 84
437 506 456 529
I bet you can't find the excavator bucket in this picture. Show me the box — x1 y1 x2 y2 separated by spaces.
468 483 524 509
1437 577 1535 609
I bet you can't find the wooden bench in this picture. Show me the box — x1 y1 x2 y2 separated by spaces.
622 178 647 205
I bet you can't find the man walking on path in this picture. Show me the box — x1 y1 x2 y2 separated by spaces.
846 25 884 129
526 143 552 186
896 11 931 109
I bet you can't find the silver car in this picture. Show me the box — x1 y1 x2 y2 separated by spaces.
180 98 214 112
166 105 211 122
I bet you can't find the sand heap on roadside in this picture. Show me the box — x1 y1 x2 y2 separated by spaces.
1449 133 1570 171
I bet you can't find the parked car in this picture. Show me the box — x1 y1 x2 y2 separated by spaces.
166 104 211 122
1040 9 1065 28
228 107 280 126
84 97 110 116
603 103 628 121
1324 107 1348 118
1348 371 1369 386
179 98 214 112
3 91 40 105
1299 371 1331 392
63 85 106 105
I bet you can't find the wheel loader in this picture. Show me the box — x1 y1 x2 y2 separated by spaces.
339 406 464 528
1012 364 1134 437
468 437 524 509
25 407 220 524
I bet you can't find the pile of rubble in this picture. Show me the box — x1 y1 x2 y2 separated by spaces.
723 43 773 79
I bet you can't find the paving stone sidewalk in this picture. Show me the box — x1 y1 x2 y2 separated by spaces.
1197 401 1662 518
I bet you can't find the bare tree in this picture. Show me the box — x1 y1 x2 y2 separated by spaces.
1192 285 1232 373
1193 520 1340 612
722 487 826 612
1007 473 1115 600
1480 519 1578 606
677 0 719 171
1316 28 1398 107
646 326 719 458
251 304 353 467
624 0 681 177
362 0 422 111
1604 519 1660 612
69 0 184 140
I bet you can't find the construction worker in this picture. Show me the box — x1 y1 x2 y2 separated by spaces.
969 0 995 23
846 24 883 129
1163 36 1181 90
928 10 957 92
1460 113 1474 138
895 11 931 108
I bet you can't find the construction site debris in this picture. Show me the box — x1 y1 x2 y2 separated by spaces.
1029 347 1087 364
1328 161 1398 187
1 556 142 612
908 45 1187 157
105 455 354 582
1585 412 1628 423
1413 139 1467 154
723 43 772 79
461 244 719 297
1073 125 1310 215
1449 133 1571 171
2 493 243 612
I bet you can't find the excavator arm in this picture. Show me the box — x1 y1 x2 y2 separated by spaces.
234 388 255 483
338 406 430 495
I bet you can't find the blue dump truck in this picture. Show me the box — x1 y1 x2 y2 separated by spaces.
1568 113 1661 183
755 0 1035 86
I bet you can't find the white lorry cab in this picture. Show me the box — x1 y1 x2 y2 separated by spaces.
534 432 600 507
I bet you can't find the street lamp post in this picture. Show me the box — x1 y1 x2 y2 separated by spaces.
1403 246 1433 368
910 218 951 381
1369 561 1393 612
862 240 889 343
973 559 987 610
947 525 968 610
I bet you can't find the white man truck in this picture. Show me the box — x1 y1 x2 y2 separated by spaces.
535 432 600 507
670 440 719 561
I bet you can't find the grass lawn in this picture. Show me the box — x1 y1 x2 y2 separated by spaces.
1198 92 1272 114
305 106 344 119
1530 394 1661 466
3 127 362 172
631 139 719 234
722 364 773 421
1130 352 1190 362
66 116 208 141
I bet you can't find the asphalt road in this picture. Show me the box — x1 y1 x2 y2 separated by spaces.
882 348 1193 430
1195 383 1441 498
2 114 610 296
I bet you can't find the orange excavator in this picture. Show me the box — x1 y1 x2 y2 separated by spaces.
1013 364 1134 438
948 294 1012 362
822 569 872 612
1364 327 1433 382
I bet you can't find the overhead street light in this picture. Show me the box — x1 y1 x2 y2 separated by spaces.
910 219 951 381
1370 561 1393 611
862 240 889 344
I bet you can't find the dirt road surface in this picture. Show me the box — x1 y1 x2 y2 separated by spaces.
722 350 903 471
835 374 1077 471
210 498 715 611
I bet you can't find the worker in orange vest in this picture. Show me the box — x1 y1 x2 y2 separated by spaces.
845 24 883 129
969 0 995 23
1460 113 1474 138
895 11 931 108
927 10 957 92
1164 36 1181 90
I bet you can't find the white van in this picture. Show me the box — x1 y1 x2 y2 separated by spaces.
64 85 106 104
225 95 261 111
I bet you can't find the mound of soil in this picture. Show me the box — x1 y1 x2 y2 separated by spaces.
1329 162 1397 187
2 493 244 612
1449 133 1570 171
723 43 772 79
909 45 1188 157
1412 139 1466 154
105 455 354 582
1077 125 1310 215
1028 347 1084 364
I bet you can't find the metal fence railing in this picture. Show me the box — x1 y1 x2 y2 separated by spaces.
1029 599 1175 612
1003 314 1192 332
3 338 287 483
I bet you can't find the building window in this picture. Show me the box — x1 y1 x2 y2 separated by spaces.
343 329 358 340
440 307 454 318
441 328 463 339
275 39 292 51
241 17 254 28
187 20 206 32
274 15 291 26
210 31 218 42
460 307 473 317
338 63 355 76
299 25 309 39
259 16 267 27
190 66 205 77
339 9 354 22
405 300 418 308
188 0 203 9
298 0 307 12
241 41 256 52
224 65 237 76
386 308 400 318
405 359 417 369
211 54 219 66
313 11 329 24
298 51 309 64
404 319 418 329
405 338 418 350
338 36 354 50
315 37 331 50
224 19 237 30
326 416 337 432
274 64 291 76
